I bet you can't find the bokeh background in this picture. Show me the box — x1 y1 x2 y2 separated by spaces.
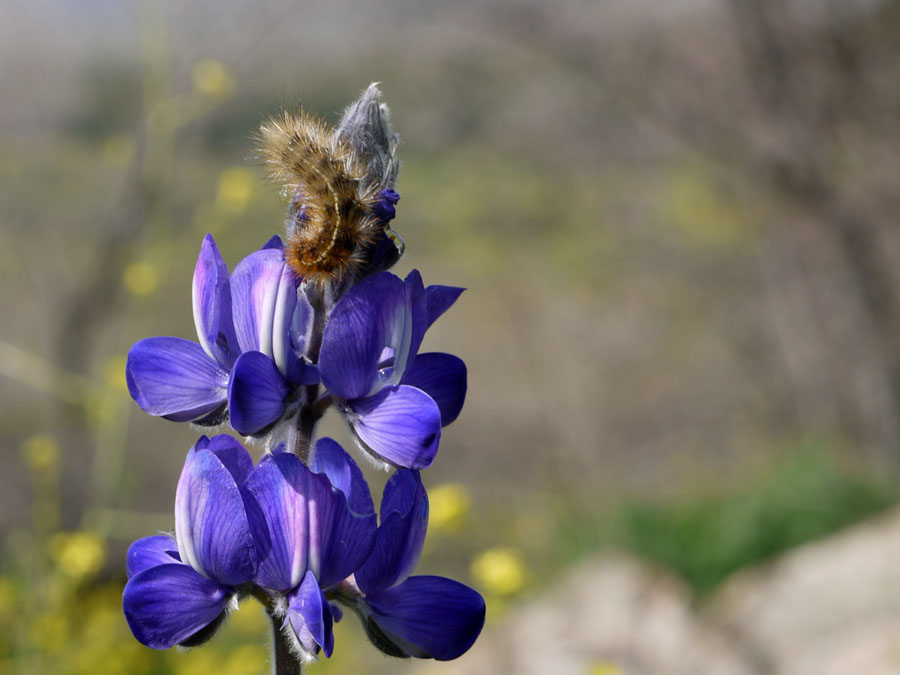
4 1 900 673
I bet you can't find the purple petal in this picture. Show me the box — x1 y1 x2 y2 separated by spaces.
245 453 335 591
271 263 300 378
285 571 334 658
356 470 427 594
230 248 290 355
123 563 232 650
319 272 407 400
196 434 255 485
174 444 257 586
425 284 465 330
246 452 376 592
228 351 292 436
261 235 284 250
348 385 442 470
401 353 467 426
373 188 399 222
402 270 428 377
126 535 180 578
362 576 485 660
311 438 375 516
126 337 228 422
317 491 377 590
192 234 238 368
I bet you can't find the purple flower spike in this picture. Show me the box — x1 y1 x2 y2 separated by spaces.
319 270 466 469
123 435 261 650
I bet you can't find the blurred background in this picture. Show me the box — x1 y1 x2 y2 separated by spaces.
3 0 900 673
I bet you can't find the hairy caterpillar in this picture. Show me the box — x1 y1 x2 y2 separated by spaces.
257 110 385 285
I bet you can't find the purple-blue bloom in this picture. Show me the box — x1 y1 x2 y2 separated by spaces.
318 270 467 469
334 469 486 660
126 234 317 435
122 435 258 649
123 434 379 659
245 440 377 659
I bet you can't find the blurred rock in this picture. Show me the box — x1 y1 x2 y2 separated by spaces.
710 505 900 675
412 554 755 675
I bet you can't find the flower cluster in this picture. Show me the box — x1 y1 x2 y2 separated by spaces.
121 85 485 667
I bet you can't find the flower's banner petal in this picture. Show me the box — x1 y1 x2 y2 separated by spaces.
400 353 467 426
245 453 334 591
311 437 375 516
316 489 377 590
230 248 288 355
126 535 180 579
246 452 376 592
425 285 464 330
402 270 428 378
261 235 284 250
174 445 257 586
355 470 427 594
228 351 292 436
123 563 231 650
285 571 334 658
197 434 255 485
126 337 228 422
362 576 486 661
319 272 406 401
348 385 441 470
192 234 238 368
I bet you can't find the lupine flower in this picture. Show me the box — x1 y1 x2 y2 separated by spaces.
333 469 486 660
246 438 377 660
126 234 317 435
318 269 468 469
122 435 258 648
122 435 378 658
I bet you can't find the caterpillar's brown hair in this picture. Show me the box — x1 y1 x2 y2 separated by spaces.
257 110 382 285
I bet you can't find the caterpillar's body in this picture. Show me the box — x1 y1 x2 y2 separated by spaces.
257 110 383 285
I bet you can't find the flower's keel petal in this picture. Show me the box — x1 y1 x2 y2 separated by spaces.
285 571 334 659
174 444 257 586
425 284 464 330
126 337 228 421
123 563 232 650
356 470 427 594
319 272 407 400
362 576 485 661
125 535 180 578
311 438 375 516
401 352 467 426
348 385 442 470
192 234 237 368
228 351 292 436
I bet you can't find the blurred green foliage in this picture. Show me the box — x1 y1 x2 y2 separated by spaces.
612 446 898 595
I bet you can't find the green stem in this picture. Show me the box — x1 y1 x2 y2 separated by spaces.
269 609 302 675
